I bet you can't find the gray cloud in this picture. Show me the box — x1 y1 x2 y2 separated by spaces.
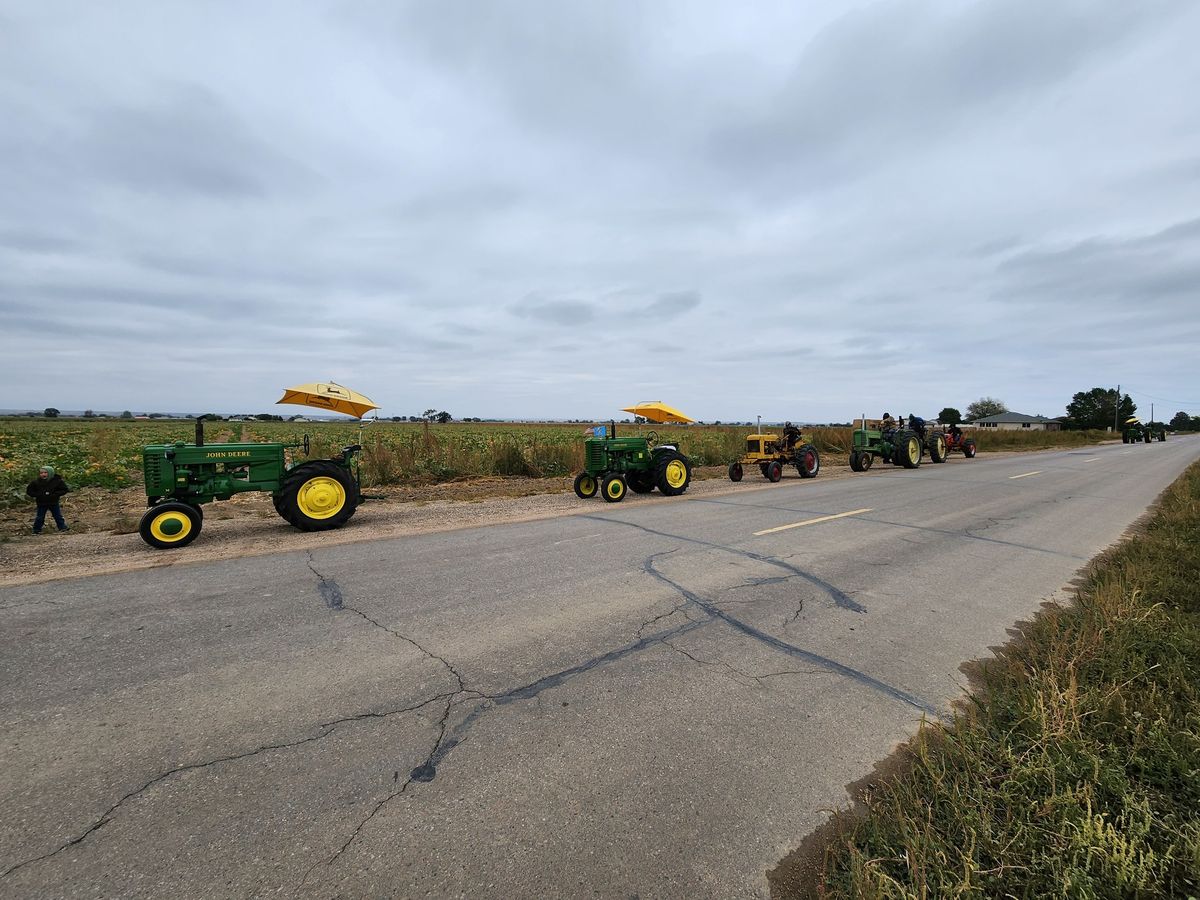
1 1 1198 420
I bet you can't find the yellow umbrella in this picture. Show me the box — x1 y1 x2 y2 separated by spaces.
1125 416 1141 425
277 381 380 419
621 401 695 424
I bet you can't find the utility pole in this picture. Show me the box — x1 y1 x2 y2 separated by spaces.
1114 384 1120 433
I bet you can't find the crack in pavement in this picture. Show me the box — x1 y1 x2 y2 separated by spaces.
0 691 449 881
639 554 937 715
578 514 866 613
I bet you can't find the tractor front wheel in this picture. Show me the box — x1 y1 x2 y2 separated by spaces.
278 461 358 531
963 440 976 458
796 444 820 478
601 473 627 503
656 451 692 496
850 450 866 472
139 501 203 549
728 462 743 482
765 460 783 482
573 472 598 499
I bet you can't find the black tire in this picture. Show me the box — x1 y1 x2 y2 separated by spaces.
929 433 947 464
278 461 359 531
759 463 770 478
861 450 874 471
765 460 783 482
796 444 820 478
1158 432 1166 442
1144 431 1152 444
139 501 203 550
655 451 692 496
963 441 976 459
1122 434 1129 444
896 432 922 469
601 473 627 502
628 470 655 494
849 449 866 472
728 462 744 482
573 472 598 499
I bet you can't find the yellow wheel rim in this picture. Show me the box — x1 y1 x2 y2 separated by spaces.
605 479 624 499
150 510 192 543
936 436 946 456
907 439 920 464
579 476 595 494
297 476 346 519
665 460 688 488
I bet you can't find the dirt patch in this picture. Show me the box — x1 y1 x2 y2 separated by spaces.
0 446 1074 588
0 466 849 586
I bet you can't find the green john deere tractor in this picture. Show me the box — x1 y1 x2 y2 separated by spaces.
848 416 944 472
1123 418 1166 443
138 418 363 549
573 422 693 503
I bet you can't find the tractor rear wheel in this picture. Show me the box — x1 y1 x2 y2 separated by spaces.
656 451 692 496
796 444 820 478
897 432 922 469
765 460 783 482
728 462 743 482
601 473 627 502
139 501 203 549
929 434 947 463
573 472 598 499
278 461 358 531
627 471 655 494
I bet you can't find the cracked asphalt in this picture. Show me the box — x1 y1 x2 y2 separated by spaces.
2 436 1198 899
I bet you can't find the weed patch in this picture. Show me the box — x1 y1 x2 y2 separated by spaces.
778 460 1200 899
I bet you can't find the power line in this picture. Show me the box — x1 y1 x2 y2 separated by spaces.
1124 388 1200 408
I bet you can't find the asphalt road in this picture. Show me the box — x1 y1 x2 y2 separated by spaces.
3 437 1198 899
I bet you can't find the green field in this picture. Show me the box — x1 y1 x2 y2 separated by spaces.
0 417 1117 508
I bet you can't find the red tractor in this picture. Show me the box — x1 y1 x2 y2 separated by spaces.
943 427 977 458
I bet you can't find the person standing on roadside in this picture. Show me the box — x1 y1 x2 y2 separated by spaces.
26 465 70 534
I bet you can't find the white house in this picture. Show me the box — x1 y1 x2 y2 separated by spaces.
972 412 1061 431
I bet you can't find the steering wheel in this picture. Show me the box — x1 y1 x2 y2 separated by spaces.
303 434 311 455
645 430 659 448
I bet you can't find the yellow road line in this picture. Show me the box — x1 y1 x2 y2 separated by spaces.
754 508 873 536
1009 471 1041 479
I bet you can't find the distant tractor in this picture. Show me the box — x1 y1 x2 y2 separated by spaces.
942 427 977 458
727 423 820 483
573 424 693 503
1126 419 1166 443
848 417 941 472
139 418 363 549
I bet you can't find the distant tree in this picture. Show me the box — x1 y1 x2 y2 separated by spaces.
435 411 452 424
201 413 224 421
938 407 962 425
43 407 60 418
964 398 1006 421
1065 388 1135 431
148 413 165 418
1170 411 1193 431
120 410 133 419
422 408 438 422
82 409 96 418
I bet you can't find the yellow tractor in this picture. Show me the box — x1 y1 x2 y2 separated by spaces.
728 423 820 483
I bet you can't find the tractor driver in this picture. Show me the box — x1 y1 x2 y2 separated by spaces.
948 423 963 440
880 412 895 434
908 413 927 439
781 422 802 452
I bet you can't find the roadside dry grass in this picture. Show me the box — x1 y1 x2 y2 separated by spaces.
772 460 1200 898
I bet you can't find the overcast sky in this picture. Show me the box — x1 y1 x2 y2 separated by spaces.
2 0 1198 422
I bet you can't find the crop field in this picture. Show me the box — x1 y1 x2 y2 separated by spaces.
0 417 1115 508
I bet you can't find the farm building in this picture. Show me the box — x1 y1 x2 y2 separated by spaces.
972 412 1061 431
